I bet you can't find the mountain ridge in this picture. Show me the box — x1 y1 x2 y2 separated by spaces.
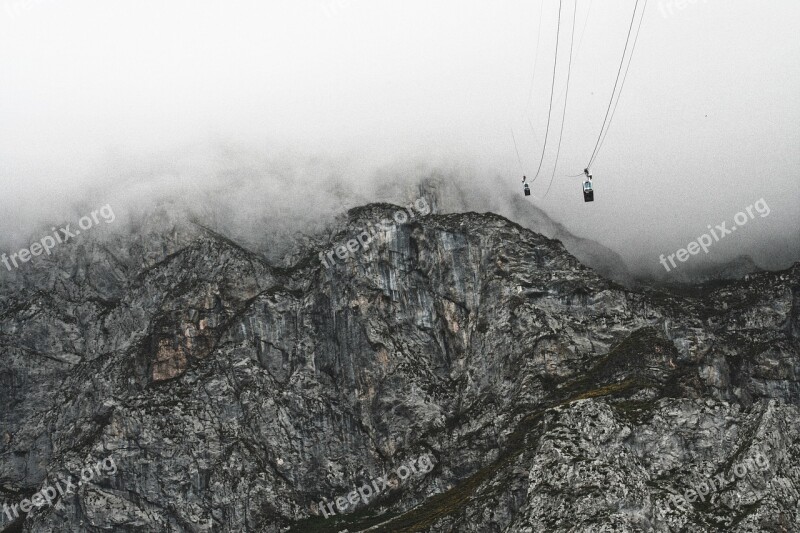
0 203 798 532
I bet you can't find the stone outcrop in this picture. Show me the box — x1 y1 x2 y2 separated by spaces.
0 203 798 532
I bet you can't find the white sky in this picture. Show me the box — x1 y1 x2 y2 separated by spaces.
0 0 798 273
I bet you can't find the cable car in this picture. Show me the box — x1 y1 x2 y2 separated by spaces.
524 183 531 196
582 180 594 202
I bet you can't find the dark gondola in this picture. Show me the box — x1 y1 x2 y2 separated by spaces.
524 183 531 196
583 180 594 202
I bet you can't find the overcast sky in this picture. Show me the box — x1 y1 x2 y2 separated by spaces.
1 0 798 274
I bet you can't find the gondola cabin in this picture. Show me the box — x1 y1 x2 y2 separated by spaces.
583 180 594 202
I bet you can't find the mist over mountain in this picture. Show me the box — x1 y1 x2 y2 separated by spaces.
2 146 797 287
2 2 799 286
1 197 798 531
1 2 799 531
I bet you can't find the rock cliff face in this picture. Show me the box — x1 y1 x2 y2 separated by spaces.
1 203 798 532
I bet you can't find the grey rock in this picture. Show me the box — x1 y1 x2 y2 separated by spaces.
1 203 798 532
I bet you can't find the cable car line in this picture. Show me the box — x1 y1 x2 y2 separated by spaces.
511 126 524 172
543 0 578 199
594 0 648 161
510 0 542 185
526 115 539 146
525 0 546 112
530 0 564 185
573 0 594 62
513 1 650 203
585 0 641 169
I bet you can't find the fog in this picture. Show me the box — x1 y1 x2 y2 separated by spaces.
1 0 798 279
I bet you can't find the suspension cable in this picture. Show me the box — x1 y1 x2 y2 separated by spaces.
525 0 546 112
574 0 594 62
510 1 544 178
594 0 649 162
585 0 641 169
511 127 524 172
526 115 539 146
530 0 564 184
543 0 578 198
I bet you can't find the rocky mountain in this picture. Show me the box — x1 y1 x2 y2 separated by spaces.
410 177 634 285
1 202 798 532
642 254 765 288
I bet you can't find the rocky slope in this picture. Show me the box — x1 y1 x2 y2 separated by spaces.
0 202 798 532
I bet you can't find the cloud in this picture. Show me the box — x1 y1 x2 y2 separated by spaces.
0 1 797 279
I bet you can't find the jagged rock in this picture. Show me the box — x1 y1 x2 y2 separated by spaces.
0 203 798 532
